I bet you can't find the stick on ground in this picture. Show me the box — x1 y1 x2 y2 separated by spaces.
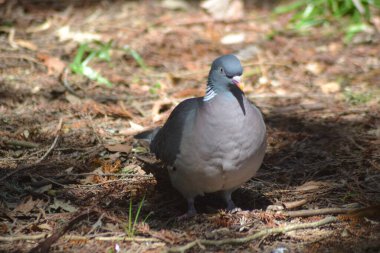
167 216 338 253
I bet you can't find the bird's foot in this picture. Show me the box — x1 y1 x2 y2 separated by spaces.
176 209 197 220
229 207 242 213
226 200 242 213
176 198 197 220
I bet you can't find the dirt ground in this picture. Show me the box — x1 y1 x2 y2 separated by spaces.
0 1 379 252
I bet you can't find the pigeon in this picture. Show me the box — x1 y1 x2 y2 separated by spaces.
135 54 266 216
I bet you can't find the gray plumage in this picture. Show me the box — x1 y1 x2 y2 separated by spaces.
136 54 266 215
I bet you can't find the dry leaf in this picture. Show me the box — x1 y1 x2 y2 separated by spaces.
13 196 37 215
56 25 101 43
80 167 104 184
306 62 325 75
172 88 203 98
104 143 132 154
37 53 66 75
102 159 122 174
35 184 52 194
37 223 53 231
0 223 8 234
319 82 341 94
161 0 190 10
14 39 38 51
201 0 244 21
294 181 327 192
50 198 78 213
220 33 245 45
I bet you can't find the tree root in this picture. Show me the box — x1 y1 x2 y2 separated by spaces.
167 216 338 253
0 234 160 242
283 207 359 218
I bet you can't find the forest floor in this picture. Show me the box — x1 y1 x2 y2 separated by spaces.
0 1 379 252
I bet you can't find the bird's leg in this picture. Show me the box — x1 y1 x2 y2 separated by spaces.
223 190 236 210
222 190 241 212
186 198 197 216
177 198 197 220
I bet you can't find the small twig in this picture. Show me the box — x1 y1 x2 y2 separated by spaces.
347 136 366 151
36 118 63 163
0 53 41 65
283 199 309 210
0 234 160 242
69 172 153 177
85 115 103 145
35 174 67 188
352 0 365 14
75 177 153 188
60 67 84 98
29 209 97 253
282 207 360 218
87 213 104 235
1 137 39 148
167 216 338 252
0 164 34 182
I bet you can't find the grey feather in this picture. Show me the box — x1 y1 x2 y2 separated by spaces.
150 98 202 165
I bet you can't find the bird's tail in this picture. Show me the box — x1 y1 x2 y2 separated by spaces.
134 127 161 144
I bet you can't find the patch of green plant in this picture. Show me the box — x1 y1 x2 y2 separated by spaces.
123 45 149 70
70 41 113 87
125 196 152 237
132 146 149 153
70 41 148 87
149 82 162 94
343 88 372 104
274 0 380 41
121 166 133 174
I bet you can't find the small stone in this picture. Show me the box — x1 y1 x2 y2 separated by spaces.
319 81 340 94
306 62 324 75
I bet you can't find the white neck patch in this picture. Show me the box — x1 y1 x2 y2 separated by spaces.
203 86 217 101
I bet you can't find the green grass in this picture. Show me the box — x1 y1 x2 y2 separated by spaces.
70 41 148 87
125 195 152 237
70 41 113 87
343 88 373 105
274 0 380 41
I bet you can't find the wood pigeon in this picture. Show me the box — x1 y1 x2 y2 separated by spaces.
135 54 266 216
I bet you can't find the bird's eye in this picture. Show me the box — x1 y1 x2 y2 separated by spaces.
220 67 224 74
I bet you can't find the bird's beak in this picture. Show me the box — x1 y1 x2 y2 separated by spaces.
232 75 244 91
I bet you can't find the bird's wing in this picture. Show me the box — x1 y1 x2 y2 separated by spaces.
150 97 202 165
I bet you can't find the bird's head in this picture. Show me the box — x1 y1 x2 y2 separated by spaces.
208 54 244 93
205 54 246 114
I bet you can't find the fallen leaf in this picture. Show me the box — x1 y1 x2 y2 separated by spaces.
14 39 38 51
37 223 53 231
50 198 78 213
35 184 52 194
13 196 37 215
305 62 325 75
318 81 341 94
119 120 148 136
37 53 66 75
104 143 132 154
0 223 8 234
80 167 104 184
294 181 327 192
26 20 51 33
220 33 245 45
172 88 203 98
56 25 101 43
201 0 244 21
102 159 122 174
161 0 190 10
